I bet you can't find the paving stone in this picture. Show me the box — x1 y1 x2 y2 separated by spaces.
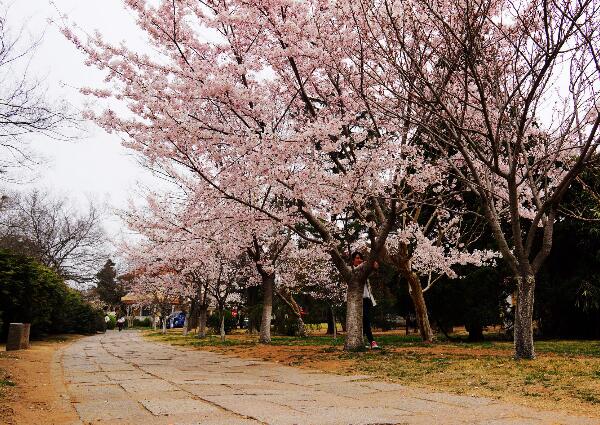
252 391 363 409
202 394 311 424
178 383 240 396
139 398 220 416
159 412 262 425
73 399 151 421
63 363 101 373
105 370 154 381
64 372 110 384
309 380 382 397
294 406 413 425
98 363 137 372
67 384 130 402
62 331 600 425
119 378 178 393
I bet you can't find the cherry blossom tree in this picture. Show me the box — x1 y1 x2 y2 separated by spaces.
349 0 600 358
63 0 506 351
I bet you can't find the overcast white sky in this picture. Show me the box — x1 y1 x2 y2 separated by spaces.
6 1 162 244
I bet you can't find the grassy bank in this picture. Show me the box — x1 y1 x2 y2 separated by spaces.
146 330 600 417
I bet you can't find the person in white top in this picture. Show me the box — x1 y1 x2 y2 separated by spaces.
351 251 381 349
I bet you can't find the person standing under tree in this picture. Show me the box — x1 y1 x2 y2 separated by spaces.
351 252 380 349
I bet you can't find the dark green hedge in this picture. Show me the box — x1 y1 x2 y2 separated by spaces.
0 250 105 340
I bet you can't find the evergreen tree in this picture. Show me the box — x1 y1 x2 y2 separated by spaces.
94 260 125 311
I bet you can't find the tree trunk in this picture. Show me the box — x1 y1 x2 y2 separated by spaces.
404 271 434 343
161 317 167 334
220 309 226 342
276 287 307 337
514 275 536 359
396 245 434 343
466 322 484 342
326 306 335 335
188 299 199 331
259 273 274 344
332 306 337 339
197 304 208 338
344 275 364 351
182 314 189 336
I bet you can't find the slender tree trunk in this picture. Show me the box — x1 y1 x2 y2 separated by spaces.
396 244 434 343
197 304 208 338
296 316 306 337
161 317 167 334
326 306 335 335
182 314 189 336
332 306 337 339
188 299 199 331
220 308 226 342
404 271 434 343
514 274 536 359
259 273 274 343
277 288 307 337
344 275 365 351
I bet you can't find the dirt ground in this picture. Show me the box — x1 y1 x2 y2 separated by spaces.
0 336 79 425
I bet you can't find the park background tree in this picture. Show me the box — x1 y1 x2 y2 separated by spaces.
0 4 74 182
94 259 126 311
0 250 105 339
342 0 600 358
0 189 107 285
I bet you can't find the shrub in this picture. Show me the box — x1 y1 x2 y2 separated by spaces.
106 314 116 330
0 250 104 339
133 317 152 327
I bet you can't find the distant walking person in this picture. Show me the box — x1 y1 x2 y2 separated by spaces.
351 252 380 349
117 316 125 332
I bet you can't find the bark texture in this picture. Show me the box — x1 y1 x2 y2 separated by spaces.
197 304 208 338
396 243 434 343
326 306 335 335
514 275 536 359
182 314 189 336
219 310 226 342
344 276 365 351
187 299 199 331
259 273 274 344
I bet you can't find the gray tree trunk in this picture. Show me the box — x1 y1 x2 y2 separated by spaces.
397 243 434 343
259 273 274 344
188 300 199 331
197 305 208 338
344 276 364 351
514 275 536 359
220 310 226 342
404 271 434 343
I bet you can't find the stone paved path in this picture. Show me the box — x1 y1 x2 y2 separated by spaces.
60 331 599 425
